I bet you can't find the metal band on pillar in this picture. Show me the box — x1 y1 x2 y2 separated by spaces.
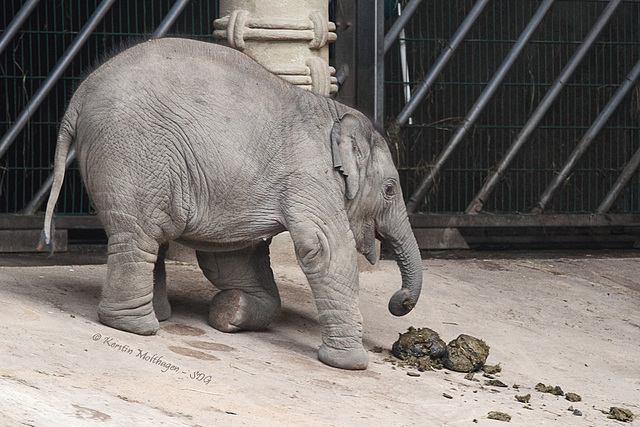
214 1 337 96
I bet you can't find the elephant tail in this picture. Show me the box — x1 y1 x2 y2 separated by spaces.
38 108 78 253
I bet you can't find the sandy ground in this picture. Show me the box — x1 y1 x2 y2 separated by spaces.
1 243 639 426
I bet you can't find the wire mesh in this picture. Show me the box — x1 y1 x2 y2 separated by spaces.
0 0 218 215
3 1 639 217
385 0 640 214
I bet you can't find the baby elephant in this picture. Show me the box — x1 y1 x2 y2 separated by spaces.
41 38 423 370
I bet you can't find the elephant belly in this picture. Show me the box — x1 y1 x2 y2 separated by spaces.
175 231 284 253
176 213 287 252
174 237 254 252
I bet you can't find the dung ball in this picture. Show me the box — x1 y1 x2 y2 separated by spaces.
442 334 489 372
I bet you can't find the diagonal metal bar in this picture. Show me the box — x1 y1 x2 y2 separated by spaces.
152 0 192 39
465 0 623 214
596 144 640 214
22 0 192 215
397 0 490 127
0 0 41 57
0 0 117 161
405 0 553 214
383 0 423 56
532 57 640 214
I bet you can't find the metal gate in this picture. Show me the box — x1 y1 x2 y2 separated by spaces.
2 0 640 250
384 0 640 248
0 0 217 216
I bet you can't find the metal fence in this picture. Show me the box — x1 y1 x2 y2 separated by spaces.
0 0 217 215
385 0 640 215
2 0 640 248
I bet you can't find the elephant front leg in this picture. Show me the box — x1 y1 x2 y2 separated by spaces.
289 221 369 370
98 231 161 335
197 241 281 332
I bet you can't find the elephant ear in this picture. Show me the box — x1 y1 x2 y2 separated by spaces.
331 113 364 200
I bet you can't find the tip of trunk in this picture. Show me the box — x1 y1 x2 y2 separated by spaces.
388 288 417 316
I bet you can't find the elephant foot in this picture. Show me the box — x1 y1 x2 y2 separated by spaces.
209 289 279 333
318 344 369 370
98 302 159 336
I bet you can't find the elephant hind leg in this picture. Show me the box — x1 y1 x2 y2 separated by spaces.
98 228 161 335
197 241 281 332
152 242 171 321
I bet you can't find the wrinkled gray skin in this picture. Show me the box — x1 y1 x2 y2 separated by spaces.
41 38 423 370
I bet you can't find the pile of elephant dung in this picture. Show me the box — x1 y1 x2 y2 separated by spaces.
605 407 635 422
487 411 511 422
391 327 490 373
535 382 564 396
442 334 490 372
391 327 447 370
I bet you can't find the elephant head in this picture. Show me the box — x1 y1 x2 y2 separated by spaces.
331 112 423 317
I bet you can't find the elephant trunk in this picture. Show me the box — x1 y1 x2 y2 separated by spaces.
379 209 423 317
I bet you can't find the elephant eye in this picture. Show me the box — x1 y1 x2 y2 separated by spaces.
384 182 396 198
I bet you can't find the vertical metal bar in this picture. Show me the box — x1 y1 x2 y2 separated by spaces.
356 0 384 127
373 0 384 128
333 0 356 106
533 58 640 213
383 0 423 55
465 0 623 214
0 0 117 161
596 145 640 214
0 0 41 57
396 0 490 127
398 3 412 125
405 0 554 214
151 0 191 39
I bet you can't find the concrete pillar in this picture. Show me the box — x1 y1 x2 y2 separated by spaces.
214 0 337 96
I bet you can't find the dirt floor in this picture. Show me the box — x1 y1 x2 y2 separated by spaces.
1 241 639 426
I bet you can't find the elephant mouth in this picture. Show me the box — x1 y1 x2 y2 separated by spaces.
360 227 381 265
359 227 390 265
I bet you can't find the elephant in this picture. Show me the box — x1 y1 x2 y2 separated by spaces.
40 38 423 370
